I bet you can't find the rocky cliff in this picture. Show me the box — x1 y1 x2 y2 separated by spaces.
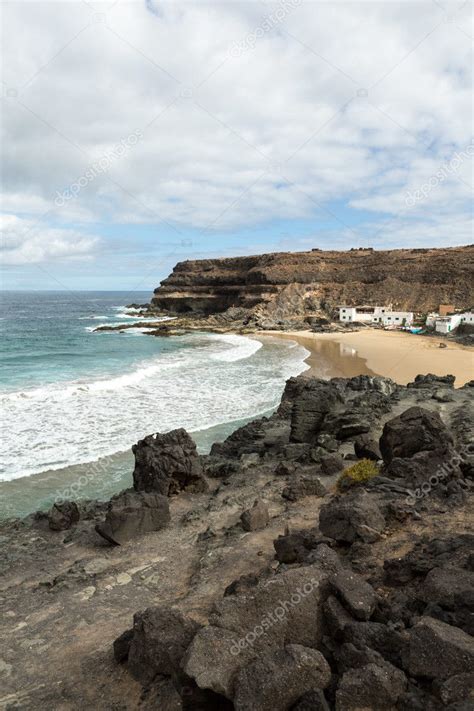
151 246 474 320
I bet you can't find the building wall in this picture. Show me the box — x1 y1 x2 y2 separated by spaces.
435 313 463 333
382 312 414 326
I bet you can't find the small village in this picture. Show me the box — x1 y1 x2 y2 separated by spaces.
338 303 474 336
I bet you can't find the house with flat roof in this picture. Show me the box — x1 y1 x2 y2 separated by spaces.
338 305 413 327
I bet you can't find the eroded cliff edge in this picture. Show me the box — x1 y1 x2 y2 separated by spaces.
151 246 474 320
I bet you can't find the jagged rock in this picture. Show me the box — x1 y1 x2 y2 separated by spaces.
336 642 384 672
335 660 407 710
316 434 339 452
407 373 456 389
318 492 385 544
439 672 474 705
420 566 474 611
379 407 454 464
324 410 371 440
306 544 344 574
330 570 376 621
126 606 201 687
240 499 269 531
384 535 474 586
132 428 206 496
95 491 170 545
113 628 133 663
324 595 354 637
343 622 407 668
48 501 80 531
290 381 343 443
291 689 331 710
275 461 297 476
404 616 474 680
282 476 327 501
183 566 329 699
273 529 322 564
320 453 344 475
233 644 331 711
354 434 381 461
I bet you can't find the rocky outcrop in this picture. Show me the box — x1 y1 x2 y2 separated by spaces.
132 428 207 496
151 246 474 325
2 371 474 710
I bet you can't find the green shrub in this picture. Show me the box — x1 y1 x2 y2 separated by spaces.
337 458 379 491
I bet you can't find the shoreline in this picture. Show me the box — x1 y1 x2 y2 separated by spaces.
260 328 473 386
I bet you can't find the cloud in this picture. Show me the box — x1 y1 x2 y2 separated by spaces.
0 214 99 265
0 0 472 247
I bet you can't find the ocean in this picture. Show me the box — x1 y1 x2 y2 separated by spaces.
0 291 309 518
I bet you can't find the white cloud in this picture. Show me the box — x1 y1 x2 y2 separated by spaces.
0 0 472 244
0 214 99 265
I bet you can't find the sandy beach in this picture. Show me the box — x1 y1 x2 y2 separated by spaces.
262 329 473 387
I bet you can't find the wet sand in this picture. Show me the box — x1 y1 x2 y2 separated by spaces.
261 329 473 386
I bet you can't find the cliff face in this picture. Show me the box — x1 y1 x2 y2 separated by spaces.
152 246 474 317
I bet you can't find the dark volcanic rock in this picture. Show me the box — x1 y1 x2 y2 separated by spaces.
404 616 474 680
335 660 406 710
439 672 474 706
273 529 323 564
48 501 80 531
318 492 385 544
420 566 474 611
320 453 344 475
291 689 331 711
233 644 331 711
282 475 327 501
113 628 133 663
95 491 170 545
343 622 407 668
379 406 454 464
132 428 207 496
330 570 377 621
183 566 329 699
290 381 343 443
240 499 269 531
354 434 381 461
407 373 456 389
127 606 201 687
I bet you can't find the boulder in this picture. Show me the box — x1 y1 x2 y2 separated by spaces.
330 570 377 621
183 566 329 699
320 453 344 475
323 595 354 637
273 530 321 564
379 407 453 464
439 672 474 706
95 491 170 545
404 616 474 680
48 500 80 531
290 381 343 443
233 644 331 711
282 476 327 501
420 566 474 610
132 428 207 496
354 435 381 461
335 660 406 710
240 499 269 531
407 373 456 389
127 606 201 687
343 621 407 668
318 492 385 544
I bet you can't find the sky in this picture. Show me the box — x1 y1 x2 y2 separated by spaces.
1 0 473 292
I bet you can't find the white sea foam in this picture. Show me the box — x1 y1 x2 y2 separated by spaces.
0 334 309 481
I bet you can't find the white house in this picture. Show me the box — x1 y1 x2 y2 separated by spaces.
339 305 412 327
381 311 414 327
435 311 474 333
339 305 390 323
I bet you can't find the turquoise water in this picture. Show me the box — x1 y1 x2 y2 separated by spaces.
0 292 309 517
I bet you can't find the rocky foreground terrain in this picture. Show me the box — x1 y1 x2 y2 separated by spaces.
1 372 473 710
